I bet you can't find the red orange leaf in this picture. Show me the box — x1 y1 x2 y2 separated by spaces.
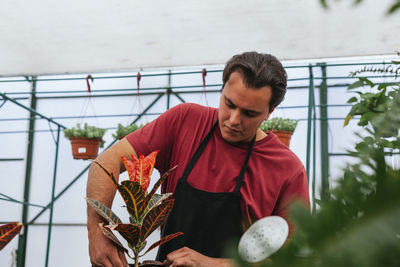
0 222 23 250
122 151 159 192
141 199 174 241
121 156 137 182
142 232 183 256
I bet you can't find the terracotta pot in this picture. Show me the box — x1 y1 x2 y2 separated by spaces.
271 130 293 147
69 137 101 160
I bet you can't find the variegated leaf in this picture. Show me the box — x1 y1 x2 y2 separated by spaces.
142 232 183 256
139 240 147 253
98 223 128 253
110 223 142 247
0 222 23 250
146 165 177 207
141 199 174 241
86 197 122 225
93 161 119 187
118 180 146 220
141 193 172 221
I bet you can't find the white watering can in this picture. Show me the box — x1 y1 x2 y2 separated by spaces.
238 216 289 263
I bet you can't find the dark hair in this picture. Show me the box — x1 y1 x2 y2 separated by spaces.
222 51 287 110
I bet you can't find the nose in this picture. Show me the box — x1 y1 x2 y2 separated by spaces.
229 109 241 126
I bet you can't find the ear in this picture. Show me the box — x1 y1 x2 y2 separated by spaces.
264 107 275 121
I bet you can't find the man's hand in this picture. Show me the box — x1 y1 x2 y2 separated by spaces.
88 224 128 267
164 247 237 267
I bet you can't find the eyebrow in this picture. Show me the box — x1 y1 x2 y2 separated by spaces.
224 95 262 115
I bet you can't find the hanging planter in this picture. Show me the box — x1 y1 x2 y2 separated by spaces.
260 117 298 147
64 123 107 160
112 123 143 140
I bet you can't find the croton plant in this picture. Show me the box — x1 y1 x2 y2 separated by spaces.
86 151 182 267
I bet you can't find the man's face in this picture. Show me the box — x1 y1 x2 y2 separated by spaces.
218 71 273 143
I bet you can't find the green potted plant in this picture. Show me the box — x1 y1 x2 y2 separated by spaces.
63 123 107 160
112 123 143 140
260 117 298 147
86 151 182 267
344 54 400 138
0 222 23 250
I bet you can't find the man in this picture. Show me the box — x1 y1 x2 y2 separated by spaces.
87 52 309 267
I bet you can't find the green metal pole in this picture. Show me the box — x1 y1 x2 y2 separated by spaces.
319 63 330 200
0 99 7 108
45 126 61 267
17 77 37 267
306 65 314 183
167 70 171 110
312 89 317 212
172 92 186 103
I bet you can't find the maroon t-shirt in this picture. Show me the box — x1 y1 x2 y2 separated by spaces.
126 103 309 226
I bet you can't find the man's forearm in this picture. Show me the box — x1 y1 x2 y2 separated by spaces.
86 139 137 231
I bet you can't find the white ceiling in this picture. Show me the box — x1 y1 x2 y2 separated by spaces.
1 0 399 76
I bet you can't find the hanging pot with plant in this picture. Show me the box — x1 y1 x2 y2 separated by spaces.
260 117 298 147
112 123 143 140
64 123 107 160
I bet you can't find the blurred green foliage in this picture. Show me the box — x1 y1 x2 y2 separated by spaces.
319 0 400 15
234 58 400 267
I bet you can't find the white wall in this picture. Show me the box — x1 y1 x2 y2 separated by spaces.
1 0 399 76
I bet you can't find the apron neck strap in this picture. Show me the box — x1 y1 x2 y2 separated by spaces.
181 120 218 181
233 134 256 195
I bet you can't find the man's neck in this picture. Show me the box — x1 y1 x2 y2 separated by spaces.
256 128 267 141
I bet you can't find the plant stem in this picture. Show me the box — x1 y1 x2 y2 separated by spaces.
134 252 139 267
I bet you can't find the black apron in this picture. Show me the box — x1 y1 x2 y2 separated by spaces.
156 121 256 261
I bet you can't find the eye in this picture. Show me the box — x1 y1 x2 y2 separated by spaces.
244 111 257 118
225 99 235 109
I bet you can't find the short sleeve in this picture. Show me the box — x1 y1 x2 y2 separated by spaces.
125 104 184 174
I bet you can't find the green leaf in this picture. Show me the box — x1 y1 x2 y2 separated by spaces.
387 2 400 14
360 111 376 123
86 197 122 225
347 96 358 103
117 181 146 221
141 199 174 241
347 80 364 90
0 222 23 250
359 77 375 88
